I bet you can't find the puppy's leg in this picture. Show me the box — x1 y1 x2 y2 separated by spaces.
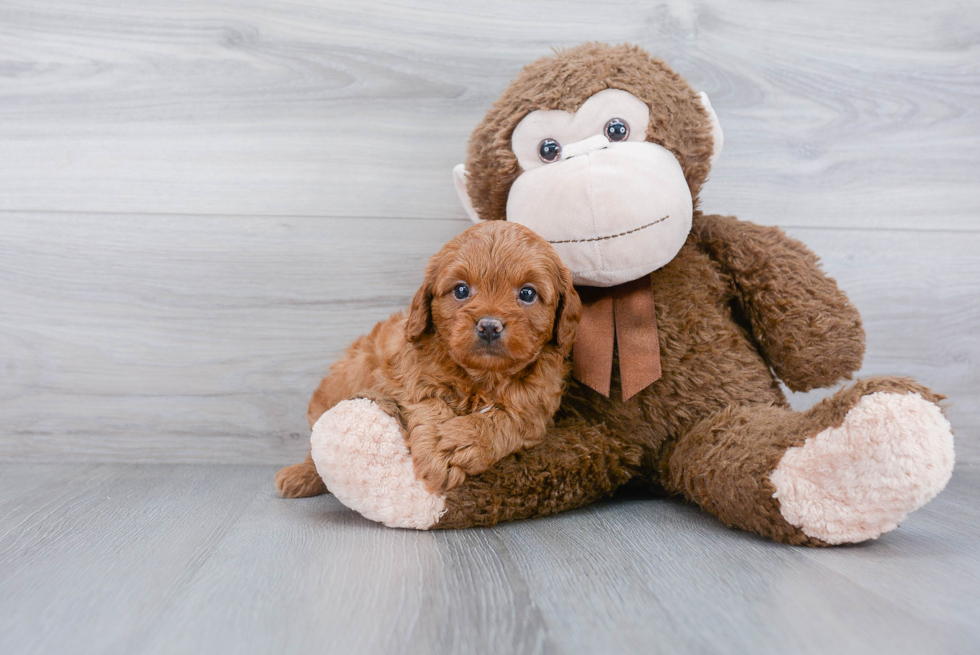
274 366 345 498
436 408 550 489
401 399 460 494
275 453 328 498
434 415 508 489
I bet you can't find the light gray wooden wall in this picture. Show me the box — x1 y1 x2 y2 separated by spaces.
1 0 978 464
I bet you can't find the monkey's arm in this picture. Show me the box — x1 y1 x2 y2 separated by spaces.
692 214 865 392
310 393 642 529
435 418 643 528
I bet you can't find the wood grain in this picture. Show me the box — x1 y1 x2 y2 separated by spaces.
493 471 980 654
0 213 462 462
0 0 977 228
0 463 977 655
0 464 266 655
1 213 976 464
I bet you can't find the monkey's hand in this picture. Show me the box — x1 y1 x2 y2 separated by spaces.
693 214 865 392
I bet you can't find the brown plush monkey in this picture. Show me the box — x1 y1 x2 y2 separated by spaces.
294 43 954 545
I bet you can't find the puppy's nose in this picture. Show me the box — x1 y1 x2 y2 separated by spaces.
476 317 504 342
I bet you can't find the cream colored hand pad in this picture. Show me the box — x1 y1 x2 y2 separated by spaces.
311 399 446 530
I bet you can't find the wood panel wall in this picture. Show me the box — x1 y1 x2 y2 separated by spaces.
1 0 977 464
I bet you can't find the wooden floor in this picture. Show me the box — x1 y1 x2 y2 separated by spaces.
2 0 979 652
1 463 978 655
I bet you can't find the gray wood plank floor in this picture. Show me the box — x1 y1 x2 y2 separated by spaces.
1 463 978 655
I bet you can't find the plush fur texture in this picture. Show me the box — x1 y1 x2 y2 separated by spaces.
277 220 580 495
693 215 865 392
311 395 447 529
288 43 955 546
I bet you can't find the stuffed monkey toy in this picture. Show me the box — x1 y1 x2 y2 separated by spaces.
280 43 955 546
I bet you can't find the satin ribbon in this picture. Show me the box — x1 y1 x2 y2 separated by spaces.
572 277 662 400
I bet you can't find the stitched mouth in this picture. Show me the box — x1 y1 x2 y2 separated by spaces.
546 215 669 245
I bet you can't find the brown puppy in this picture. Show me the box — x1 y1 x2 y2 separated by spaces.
275 220 580 496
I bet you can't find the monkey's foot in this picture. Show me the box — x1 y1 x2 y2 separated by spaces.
310 398 446 529
770 391 954 545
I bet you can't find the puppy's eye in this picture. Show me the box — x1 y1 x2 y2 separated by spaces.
453 283 470 300
538 139 561 163
604 118 630 142
518 286 537 303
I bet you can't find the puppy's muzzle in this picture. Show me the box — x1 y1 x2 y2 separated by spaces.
476 317 504 343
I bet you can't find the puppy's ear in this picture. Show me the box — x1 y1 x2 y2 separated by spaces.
551 261 581 358
405 255 440 342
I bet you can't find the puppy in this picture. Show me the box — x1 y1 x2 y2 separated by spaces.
275 220 581 497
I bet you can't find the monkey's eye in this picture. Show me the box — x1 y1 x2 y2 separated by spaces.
604 118 630 142
453 283 470 300
518 286 538 304
537 139 561 163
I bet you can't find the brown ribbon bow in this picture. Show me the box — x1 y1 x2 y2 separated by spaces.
572 276 662 400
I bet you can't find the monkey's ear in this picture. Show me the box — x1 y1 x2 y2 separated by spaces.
697 92 724 168
453 164 483 224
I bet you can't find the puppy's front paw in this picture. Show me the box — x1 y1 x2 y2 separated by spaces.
443 441 496 476
411 437 474 494
412 450 452 494
406 425 452 494
438 417 496 481
411 416 497 493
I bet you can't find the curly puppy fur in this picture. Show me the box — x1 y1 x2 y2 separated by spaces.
276 220 581 496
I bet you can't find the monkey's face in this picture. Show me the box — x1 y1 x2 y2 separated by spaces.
453 44 724 288
505 89 698 287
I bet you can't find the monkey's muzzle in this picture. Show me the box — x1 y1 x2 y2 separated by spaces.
506 141 693 287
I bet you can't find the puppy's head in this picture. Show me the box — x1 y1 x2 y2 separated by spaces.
406 221 580 373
